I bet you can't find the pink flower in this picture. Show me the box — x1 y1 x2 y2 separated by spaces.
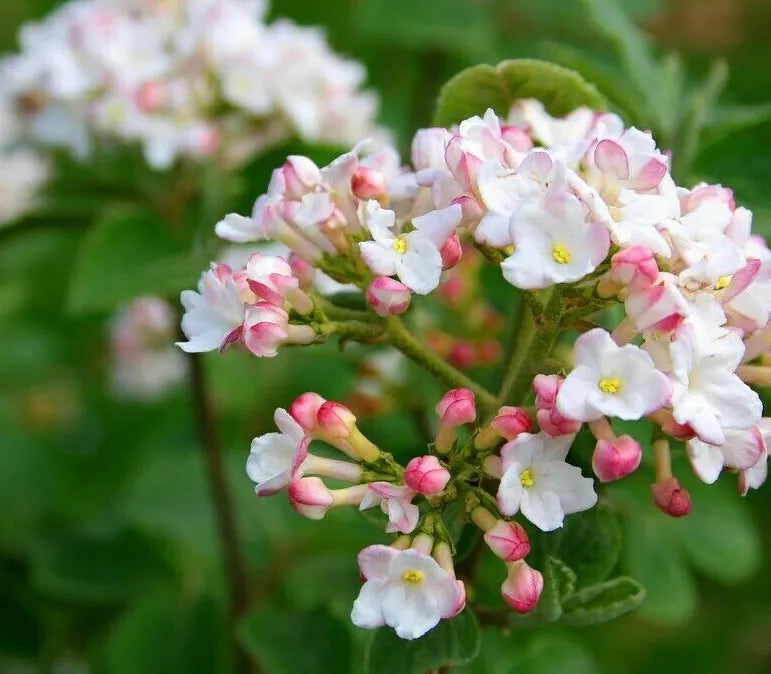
651 477 692 517
501 561 543 613
439 232 463 270
242 252 311 314
317 400 358 438
484 520 531 562
610 246 659 292
352 166 387 200
404 455 451 495
359 483 419 534
289 477 334 519
366 277 412 316
592 435 642 482
242 302 289 357
625 278 689 333
279 156 321 200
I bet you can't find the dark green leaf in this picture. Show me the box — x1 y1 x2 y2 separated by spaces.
433 59 605 127
239 606 352 674
68 206 202 313
560 576 645 625
556 506 621 587
365 609 480 674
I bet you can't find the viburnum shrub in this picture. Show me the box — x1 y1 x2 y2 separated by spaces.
177 60 770 643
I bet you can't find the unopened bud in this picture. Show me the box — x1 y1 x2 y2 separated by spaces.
593 435 642 482
440 233 463 270
651 477 692 517
404 455 451 495
610 246 659 292
501 561 543 614
352 166 387 200
366 277 412 316
491 406 532 441
484 520 531 562
282 155 321 200
290 392 326 432
289 477 334 519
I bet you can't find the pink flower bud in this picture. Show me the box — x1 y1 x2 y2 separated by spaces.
351 166 387 200
281 155 321 200
317 401 357 439
500 124 533 152
243 302 289 357
533 374 560 406
288 253 314 288
484 520 531 562
135 80 166 112
651 477 692 517
290 392 327 431
490 406 531 441
445 137 481 192
610 246 658 293
625 281 688 333
366 277 411 317
439 233 463 270
533 375 581 436
289 477 334 519
449 341 477 369
592 435 642 482
436 389 476 428
501 561 543 614
404 455 451 495
450 195 484 223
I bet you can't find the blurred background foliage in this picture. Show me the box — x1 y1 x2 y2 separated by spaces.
1 0 770 672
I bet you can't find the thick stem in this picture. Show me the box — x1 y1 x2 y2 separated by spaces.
322 320 385 342
385 316 497 411
497 290 564 407
188 354 256 674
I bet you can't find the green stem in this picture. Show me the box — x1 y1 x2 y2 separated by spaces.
319 299 376 323
323 320 385 342
497 289 564 407
385 316 497 411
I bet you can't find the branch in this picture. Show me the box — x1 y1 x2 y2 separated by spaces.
188 353 259 674
385 316 497 411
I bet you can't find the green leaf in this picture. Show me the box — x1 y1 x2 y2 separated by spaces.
365 609 480 674
239 606 352 674
433 59 605 127
68 206 202 313
31 527 174 603
504 632 601 674
102 591 226 674
521 556 575 625
560 576 645 625
556 506 622 587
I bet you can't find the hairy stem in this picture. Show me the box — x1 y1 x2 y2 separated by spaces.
497 289 564 407
385 316 497 411
322 320 385 342
188 354 257 674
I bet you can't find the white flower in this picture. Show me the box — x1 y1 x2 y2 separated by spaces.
176 263 244 353
358 201 461 294
246 408 309 496
557 328 672 422
497 432 597 531
669 322 762 445
687 427 766 484
351 545 464 640
501 185 609 289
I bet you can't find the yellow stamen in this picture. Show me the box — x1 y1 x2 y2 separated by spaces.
519 468 535 488
502 245 515 256
402 569 425 584
598 377 622 394
392 236 407 254
552 244 572 264
715 275 731 290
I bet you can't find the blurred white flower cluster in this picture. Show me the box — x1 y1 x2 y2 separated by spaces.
0 99 48 226
109 296 187 399
0 0 379 169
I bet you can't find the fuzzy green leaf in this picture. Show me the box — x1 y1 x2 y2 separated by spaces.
560 576 645 626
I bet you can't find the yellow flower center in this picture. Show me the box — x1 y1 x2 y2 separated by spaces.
392 236 408 254
519 468 535 488
598 377 622 394
714 275 731 290
552 244 572 264
502 244 515 256
402 569 425 584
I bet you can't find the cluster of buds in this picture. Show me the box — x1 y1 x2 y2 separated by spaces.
180 96 771 638
247 388 597 638
1 0 379 169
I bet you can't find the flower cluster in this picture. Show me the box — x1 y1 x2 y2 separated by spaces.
0 98 48 226
109 296 187 399
1 0 379 169
180 98 770 638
